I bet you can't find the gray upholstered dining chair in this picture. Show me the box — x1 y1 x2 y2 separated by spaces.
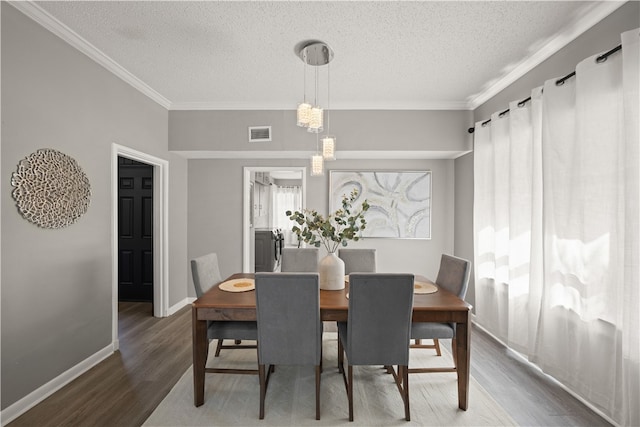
255 272 323 420
280 247 319 272
337 273 414 422
191 252 258 371
409 253 471 374
338 248 376 274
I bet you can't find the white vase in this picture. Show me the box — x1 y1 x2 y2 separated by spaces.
319 252 345 290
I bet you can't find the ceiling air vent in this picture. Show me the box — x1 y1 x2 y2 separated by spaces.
248 126 272 143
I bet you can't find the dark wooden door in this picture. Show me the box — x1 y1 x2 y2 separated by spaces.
118 157 154 302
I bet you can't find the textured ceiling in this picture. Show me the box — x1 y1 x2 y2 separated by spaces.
24 1 624 110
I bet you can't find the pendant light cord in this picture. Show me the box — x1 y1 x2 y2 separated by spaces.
327 60 331 133
303 52 307 104
314 64 318 107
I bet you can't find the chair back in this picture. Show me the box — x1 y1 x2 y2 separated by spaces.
435 254 471 299
280 248 319 272
338 249 376 274
255 273 322 366
191 252 222 297
346 273 414 366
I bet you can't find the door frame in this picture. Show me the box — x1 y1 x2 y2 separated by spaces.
111 143 169 350
242 166 306 273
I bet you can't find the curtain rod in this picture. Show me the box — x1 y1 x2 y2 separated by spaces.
467 43 623 134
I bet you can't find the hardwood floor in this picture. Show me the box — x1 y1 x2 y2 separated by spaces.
8 303 610 427
469 327 612 427
7 302 192 427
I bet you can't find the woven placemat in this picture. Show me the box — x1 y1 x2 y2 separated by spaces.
414 280 438 294
218 278 255 292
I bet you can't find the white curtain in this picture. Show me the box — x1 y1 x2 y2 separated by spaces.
473 28 639 426
272 186 302 246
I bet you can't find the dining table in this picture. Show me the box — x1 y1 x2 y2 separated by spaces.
192 272 473 410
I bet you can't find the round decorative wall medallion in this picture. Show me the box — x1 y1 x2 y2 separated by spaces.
11 148 91 229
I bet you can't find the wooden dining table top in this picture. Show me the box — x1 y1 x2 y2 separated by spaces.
193 272 472 322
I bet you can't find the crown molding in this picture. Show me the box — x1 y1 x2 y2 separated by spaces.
172 150 470 160
9 1 172 109
168 101 471 111
466 1 627 109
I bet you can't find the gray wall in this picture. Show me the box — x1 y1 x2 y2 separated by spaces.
172 109 473 297
170 110 472 153
1 4 188 409
453 151 475 306
454 1 640 310
187 158 454 295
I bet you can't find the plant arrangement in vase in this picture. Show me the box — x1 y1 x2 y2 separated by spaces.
286 189 369 290
286 189 370 253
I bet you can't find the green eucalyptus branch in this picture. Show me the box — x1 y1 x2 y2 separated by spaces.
286 189 370 254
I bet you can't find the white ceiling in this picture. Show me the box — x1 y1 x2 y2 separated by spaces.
16 1 625 111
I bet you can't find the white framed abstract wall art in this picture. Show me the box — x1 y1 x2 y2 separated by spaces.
329 170 431 239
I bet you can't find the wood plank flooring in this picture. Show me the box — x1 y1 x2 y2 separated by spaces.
468 327 611 427
7 302 192 427
7 302 610 427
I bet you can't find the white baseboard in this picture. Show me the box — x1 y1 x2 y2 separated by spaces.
167 297 195 316
1 343 114 426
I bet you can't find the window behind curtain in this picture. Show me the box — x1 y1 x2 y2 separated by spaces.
272 186 302 246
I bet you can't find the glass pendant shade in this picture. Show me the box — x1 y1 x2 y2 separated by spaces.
297 103 312 127
322 136 336 160
307 107 324 133
310 153 324 176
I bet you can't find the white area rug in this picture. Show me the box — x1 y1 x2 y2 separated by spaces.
144 334 517 426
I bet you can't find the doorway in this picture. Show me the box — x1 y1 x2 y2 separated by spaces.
111 144 169 351
242 167 306 273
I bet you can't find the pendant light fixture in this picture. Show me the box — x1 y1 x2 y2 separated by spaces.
310 133 324 176
296 56 311 127
296 41 332 133
322 136 336 160
321 58 336 160
308 65 323 133
295 40 336 174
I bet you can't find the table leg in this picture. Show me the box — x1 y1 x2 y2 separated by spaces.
193 307 208 406
455 314 471 410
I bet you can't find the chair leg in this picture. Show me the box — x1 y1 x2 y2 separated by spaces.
410 338 442 356
434 339 442 356
214 340 257 355
315 365 321 420
215 339 224 357
402 365 410 421
338 332 344 373
408 338 457 374
259 364 266 419
390 365 405 396
451 338 457 369
347 365 354 422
